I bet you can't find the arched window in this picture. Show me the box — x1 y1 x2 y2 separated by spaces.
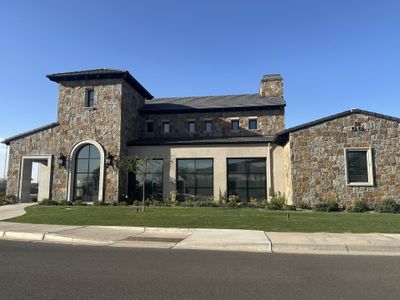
73 144 100 202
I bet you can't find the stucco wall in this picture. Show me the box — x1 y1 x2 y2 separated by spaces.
128 143 285 201
288 113 400 207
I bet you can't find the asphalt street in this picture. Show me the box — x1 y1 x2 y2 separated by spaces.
0 240 399 299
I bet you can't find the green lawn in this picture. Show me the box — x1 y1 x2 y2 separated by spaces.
7 205 400 233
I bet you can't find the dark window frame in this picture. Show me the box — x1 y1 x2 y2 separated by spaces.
162 121 170 134
187 120 196 133
231 119 240 131
227 157 267 201
204 120 213 132
128 159 164 201
345 148 374 186
249 118 257 130
86 89 95 108
176 158 214 200
145 121 154 134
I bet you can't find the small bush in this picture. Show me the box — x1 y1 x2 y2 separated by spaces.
296 200 311 210
117 201 128 206
39 198 59 206
132 200 140 206
267 196 286 210
58 200 72 206
347 200 368 213
0 194 17 206
73 200 87 206
313 199 340 212
376 199 400 213
93 200 109 206
227 195 240 208
249 198 263 208
284 204 297 211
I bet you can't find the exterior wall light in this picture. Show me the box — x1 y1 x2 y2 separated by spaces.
105 152 113 167
57 154 66 168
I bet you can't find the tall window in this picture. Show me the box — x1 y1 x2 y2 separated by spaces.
74 144 100 202
163 121 170 134
205 120 213 132
86 90 94 107
128 159 163 201
345 148 374 186
177 159 213 200
187 121 196 133
227 158 266 201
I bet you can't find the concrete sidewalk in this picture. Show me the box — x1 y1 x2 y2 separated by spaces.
1 221 400 255
0 203 36 220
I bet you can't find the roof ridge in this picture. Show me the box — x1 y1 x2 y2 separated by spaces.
151 93 259 101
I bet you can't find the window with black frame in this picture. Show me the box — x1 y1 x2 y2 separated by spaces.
176 159 213 200
128 159 163 201
345 149 373 185
227 158 266 201
74 144 100 202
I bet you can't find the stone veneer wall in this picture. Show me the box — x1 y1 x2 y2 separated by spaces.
141 108 285 138
7 78 126 203
288 113 400 207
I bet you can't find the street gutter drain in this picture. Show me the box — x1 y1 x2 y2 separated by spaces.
122 236 185 243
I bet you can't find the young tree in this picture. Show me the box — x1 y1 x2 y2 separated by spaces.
117 156 151 212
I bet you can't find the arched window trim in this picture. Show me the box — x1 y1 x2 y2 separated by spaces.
67 140 105 202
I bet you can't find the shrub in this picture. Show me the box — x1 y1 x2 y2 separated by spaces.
376 199 399 213
296 200 311 210
132 200 140 206
117 201 128 206
313 199 340 212
249 198 263 208
267 196 286 210
227 195 240 208
39 199 59 206
58 200 72 206
73 200 87 206
284 204 297 211
93 200 109 206
0 194 17 206
347 200 368 213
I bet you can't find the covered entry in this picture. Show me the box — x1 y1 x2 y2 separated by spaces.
18 155 52 203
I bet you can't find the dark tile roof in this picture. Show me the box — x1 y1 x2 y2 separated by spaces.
47 68 153 99
2 122 59 145
140 94 285 114
128 135 275 146
275 108 400 145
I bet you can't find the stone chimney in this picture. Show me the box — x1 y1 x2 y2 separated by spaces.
259 74 283 97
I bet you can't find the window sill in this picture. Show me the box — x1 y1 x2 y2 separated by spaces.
84 107 96 111
346 182 374 187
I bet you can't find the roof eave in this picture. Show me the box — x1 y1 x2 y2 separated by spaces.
2 122 59 145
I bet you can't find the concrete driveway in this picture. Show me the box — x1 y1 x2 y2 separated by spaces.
0 203 36 220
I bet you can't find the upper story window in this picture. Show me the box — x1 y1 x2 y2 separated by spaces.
86 89 94 108
146 121 154 134
162 121 170 134
344 148 374 186
187 121 196 133
231 119 240 131
249 118 258 130
205 120 213 132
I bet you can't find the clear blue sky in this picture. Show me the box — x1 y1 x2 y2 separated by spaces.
1 0 400 177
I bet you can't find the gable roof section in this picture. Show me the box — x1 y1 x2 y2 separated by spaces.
140 94 285 114
47 68 153 99
2 122 59 145
275 108 400 145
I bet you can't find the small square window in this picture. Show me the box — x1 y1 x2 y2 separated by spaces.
163 122 170 134
146 122 154 133
231 120 239 131
86 90 94 107
187 121 196 133
345 148 374 186
249 119 257 130
205 120 213 132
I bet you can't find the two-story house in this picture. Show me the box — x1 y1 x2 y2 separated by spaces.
3 69 400 207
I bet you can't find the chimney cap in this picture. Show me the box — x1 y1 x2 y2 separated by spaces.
261 74 283 82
